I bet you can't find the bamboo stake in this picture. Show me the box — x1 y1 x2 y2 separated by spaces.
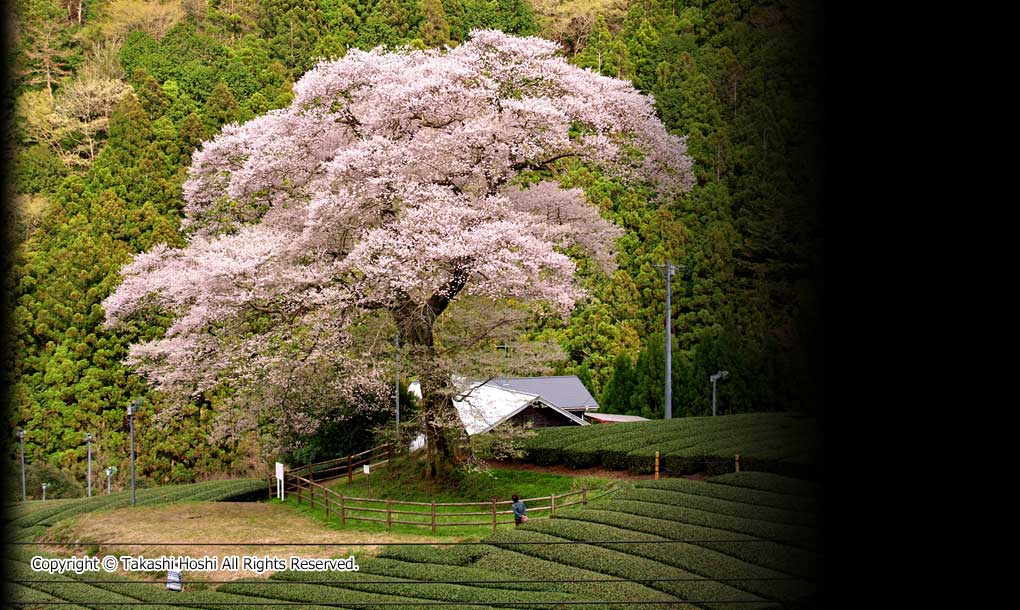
582 485 587 506
735 454 740 473
431 501 437 534
340 494 346 527
655 451 660 480
491 498 497 533
386 499 392 530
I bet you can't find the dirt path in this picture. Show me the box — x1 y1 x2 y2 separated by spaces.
42 502 453 582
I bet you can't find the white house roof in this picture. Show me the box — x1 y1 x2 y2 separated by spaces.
482 376 599 410
408 379 589 435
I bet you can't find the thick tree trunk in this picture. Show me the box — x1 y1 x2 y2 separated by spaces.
390 269 471 479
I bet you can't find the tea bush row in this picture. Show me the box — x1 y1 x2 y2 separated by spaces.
472 546 679 604
614 487 815 527
521 517 814 602
484 528 776 610
709 472 820 498
598 499 816 550
635 479 817 513
557 508 817 579
270 565 590 609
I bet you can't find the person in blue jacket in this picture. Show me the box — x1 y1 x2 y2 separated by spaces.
512 494 527 526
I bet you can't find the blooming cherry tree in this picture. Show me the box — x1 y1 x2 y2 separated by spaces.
105 30 694 476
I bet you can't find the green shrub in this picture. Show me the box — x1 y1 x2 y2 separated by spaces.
557 508 817 579
484 528 775 610
600 498 816 550
522 516 815 602
615 487 815 527
5 558 155 610
473 547 678 604
379 543 494 566
526 414 818 475
708 472 820 498
76 575 337 610
221 579 497 610
271 563 591 609
8 582 90 610
635 479 817 513
356 557 571 593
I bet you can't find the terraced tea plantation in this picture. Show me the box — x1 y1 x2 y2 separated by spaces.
7 472 820 609
525 412 820 477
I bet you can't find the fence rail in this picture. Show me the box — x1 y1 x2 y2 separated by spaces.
287 473 616 534
279 442 620 533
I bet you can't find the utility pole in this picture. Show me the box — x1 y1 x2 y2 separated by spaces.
17 429 26 502
127 399 138 507
710 371 730 416
654 262 683 419
86 433 94 497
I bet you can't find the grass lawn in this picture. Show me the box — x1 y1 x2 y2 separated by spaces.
277 455 624 538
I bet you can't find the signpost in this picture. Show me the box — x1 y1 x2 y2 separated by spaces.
275 462 285 500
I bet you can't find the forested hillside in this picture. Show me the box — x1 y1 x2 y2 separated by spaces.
4 0 823 492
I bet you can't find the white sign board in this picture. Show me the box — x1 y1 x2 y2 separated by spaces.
275 462 285 500
363 464 370 475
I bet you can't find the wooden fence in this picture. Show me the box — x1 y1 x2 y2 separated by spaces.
285 443 395 489
275 442 622 533
288 475 617 533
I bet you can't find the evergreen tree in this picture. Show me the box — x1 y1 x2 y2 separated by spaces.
418 0 451 47
202 81 239 131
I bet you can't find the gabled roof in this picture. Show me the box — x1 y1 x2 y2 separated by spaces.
408 380 589 435
482 376 599 410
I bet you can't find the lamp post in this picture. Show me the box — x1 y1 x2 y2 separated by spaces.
86 433 94 497
710 371 729 416
17 429 26 502
105 466 115 495
127 399 139 506
41 482 48 501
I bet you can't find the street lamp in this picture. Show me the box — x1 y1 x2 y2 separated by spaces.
17 429 26 502
710 371 729 417
127 399 139 506
105 466 116 495
41 482 48 501
85 433 94 497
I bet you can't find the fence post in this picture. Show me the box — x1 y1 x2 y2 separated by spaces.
388 444 394 461
348 455 353 483
340 494 346 528
492 498 497 533
386 499 392 530
297 483 302 505
550 493 556 518
325 492 330 519
310 484 315 510
431 501 437 534
735 454 740 473
582 485 587 506
655 451 660 480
